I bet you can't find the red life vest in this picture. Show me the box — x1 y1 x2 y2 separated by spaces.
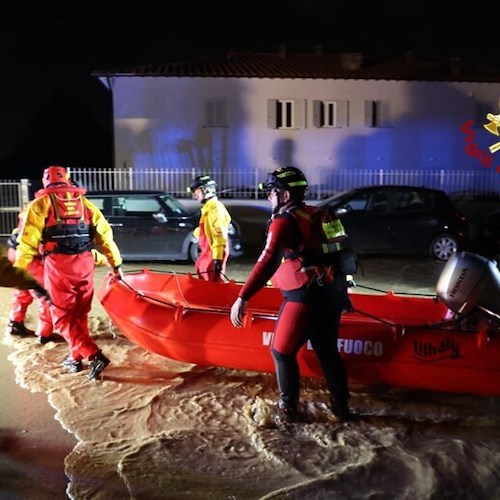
271 205 346 291
39 186 93 255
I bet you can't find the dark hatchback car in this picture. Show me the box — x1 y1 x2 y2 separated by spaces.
316 185 469 260
480 209 500 257
86 191 243 262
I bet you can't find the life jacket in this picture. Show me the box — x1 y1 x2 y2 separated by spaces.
39 186 93 255
271 205 347 291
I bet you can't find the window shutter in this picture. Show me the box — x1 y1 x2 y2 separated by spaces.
206 101 215 126
205 99 226 127
295 99 306 129
267 99 277 128
379 101 390 126
337 100 349 127
214 100 226 126
364 100 375 127
312 100 321 128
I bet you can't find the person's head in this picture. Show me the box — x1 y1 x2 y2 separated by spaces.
259 166 308 213
42 166 71 188
187 175 217 203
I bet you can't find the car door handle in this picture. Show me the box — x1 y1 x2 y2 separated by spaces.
109 223 123 227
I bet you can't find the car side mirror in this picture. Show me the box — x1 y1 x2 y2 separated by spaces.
153 212 167 223
336 207 349 216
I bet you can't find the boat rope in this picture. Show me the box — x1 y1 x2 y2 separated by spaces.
354 283 437 298
174 272 191 308
192 270 230 282
116 271 472 333
349 306 472 332
118 275 178 308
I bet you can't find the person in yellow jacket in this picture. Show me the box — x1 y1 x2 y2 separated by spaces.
15 166 123 381
187 175 231 282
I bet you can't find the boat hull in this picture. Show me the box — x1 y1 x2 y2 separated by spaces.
97 269 500 397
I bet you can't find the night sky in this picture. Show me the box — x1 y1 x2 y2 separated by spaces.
1 2 497 179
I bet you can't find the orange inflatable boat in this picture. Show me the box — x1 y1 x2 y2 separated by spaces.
97 252 500 396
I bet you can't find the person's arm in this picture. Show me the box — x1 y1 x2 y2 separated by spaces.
0 255 48 299
230 216 292 328
238 216 291 300
91 248 110 267
13 200 46 270
86 199 123 270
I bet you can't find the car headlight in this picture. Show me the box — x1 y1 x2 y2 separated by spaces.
228 222 236 236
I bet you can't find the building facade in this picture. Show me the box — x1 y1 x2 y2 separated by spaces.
94 50 500 188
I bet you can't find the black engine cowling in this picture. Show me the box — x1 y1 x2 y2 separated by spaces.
436 251 500 318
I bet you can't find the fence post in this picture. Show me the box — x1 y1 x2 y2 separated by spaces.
20 179 30 205
439 169 446 192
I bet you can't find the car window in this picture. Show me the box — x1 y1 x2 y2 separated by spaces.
118 196 162 216
111 196 127 216
368 191 389 213
160 195 192 216
389 189 436 212
89 197 105 211
343 193 370 211
393 190 413 210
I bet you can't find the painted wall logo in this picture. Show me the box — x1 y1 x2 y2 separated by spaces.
413 337 461 362
461 113 500 173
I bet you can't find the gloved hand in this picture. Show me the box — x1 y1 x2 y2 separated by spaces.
212 259 223 274
6 233 18 249
32 283 51 303
113 265 124 280
230 297 247 328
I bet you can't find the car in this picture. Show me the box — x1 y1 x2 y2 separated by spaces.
316 185 469 261
85 190 243 262
478 209 500 258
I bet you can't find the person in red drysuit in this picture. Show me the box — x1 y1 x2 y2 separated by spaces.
230 166 353 425
187 174 231 282
14 166 123 380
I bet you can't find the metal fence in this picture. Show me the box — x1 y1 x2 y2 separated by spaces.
67 167 500 200
0 179 30 239
1 168 499 237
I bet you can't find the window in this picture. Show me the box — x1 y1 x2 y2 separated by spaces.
364 100 390 127
343 193 370 211
278 100 294 128
312 100 349 128
90 197 105 210
120 196 162 215
267 99 306 129
369 191 389 213
204 99 227 127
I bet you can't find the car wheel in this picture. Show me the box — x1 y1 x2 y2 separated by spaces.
189 241 200 263
429 233 459 261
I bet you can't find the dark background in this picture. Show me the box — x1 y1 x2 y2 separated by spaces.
1 2 498 179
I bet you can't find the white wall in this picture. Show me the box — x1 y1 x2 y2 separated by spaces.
110 76 500 183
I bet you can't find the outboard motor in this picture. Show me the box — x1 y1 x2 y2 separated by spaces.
436 251 500 320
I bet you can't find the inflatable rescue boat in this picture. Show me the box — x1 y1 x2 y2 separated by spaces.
97 252 500 397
